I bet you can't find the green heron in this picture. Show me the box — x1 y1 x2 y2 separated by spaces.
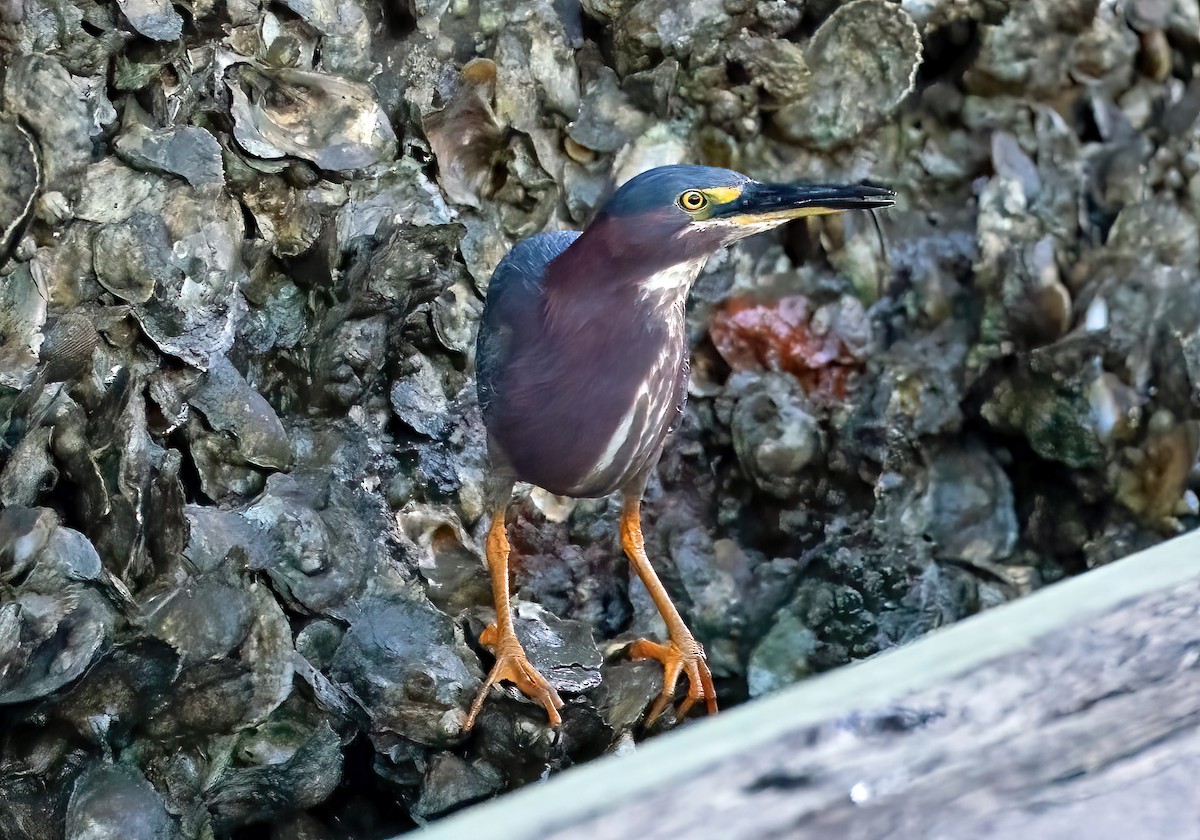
468 164 894 728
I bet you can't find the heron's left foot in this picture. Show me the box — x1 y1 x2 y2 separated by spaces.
629 633 717 724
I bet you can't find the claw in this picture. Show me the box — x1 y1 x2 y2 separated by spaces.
629 636 717 725
465 623 564 730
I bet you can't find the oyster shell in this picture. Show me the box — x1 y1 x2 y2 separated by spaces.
0 116 39 263
1 55 92 197
114 104 224 186
0 510 116 705
66 765 176 840
115 0 182 41
0 265 47 389
774 0 922 149
226 62 398 171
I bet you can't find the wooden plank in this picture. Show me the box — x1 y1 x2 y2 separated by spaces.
414 529 1200 840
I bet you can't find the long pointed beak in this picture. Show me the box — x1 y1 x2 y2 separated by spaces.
716 182 896 225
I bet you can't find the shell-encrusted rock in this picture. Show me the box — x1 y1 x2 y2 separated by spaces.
2 0 1200 831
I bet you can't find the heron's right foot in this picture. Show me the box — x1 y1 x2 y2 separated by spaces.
465 623 564 730
629 633 717 725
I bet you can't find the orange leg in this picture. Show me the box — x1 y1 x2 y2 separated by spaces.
621 496 717 724
464 507 564 730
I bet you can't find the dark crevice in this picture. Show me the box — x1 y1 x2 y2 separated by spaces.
914 19 982 90
746 769 817 792
379 0 417 40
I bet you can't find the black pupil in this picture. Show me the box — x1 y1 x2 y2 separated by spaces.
686 192 702 208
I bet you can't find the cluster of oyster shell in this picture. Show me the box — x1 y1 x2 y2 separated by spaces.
2 0 1199 835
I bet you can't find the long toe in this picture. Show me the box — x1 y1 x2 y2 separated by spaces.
629 637 718 725
465 651 564 730
676 656 718 719
510 655 565 725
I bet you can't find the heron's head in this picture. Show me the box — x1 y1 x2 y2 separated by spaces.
595 164 894 265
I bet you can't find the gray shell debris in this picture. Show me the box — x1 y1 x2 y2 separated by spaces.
3 0 1200 835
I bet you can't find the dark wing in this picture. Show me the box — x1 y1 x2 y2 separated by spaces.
475 230 580 420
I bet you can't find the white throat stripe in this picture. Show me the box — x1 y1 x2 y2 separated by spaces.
639 256 706 295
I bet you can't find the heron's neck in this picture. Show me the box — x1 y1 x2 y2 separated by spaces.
548 216 708 303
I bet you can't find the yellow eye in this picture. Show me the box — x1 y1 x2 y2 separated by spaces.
679 190 708 212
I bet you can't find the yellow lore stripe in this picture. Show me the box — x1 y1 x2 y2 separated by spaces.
703 186 743 204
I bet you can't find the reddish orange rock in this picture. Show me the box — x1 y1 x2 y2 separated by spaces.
710 295 864 401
